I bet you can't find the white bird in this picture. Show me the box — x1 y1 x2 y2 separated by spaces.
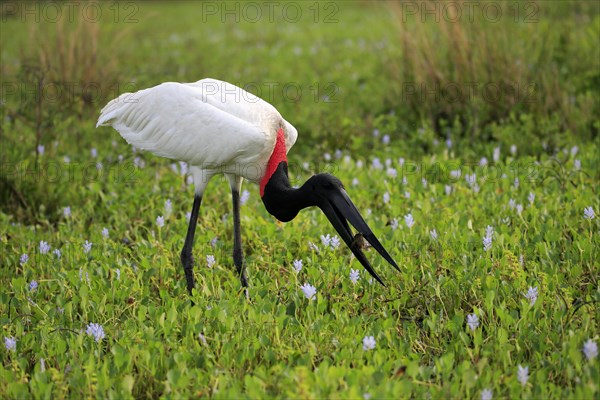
97 78 398 294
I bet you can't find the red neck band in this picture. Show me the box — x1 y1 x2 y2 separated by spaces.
260 128 287 197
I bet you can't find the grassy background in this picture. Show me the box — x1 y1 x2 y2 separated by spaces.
1 1 599 398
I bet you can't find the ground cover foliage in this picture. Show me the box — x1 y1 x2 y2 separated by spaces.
1 1 598 398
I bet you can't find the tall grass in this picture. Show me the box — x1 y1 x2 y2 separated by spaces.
387 0 599 140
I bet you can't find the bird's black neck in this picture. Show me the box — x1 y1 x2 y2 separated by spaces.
261 162 314 222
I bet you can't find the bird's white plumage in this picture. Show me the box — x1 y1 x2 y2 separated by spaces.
97 78 298 188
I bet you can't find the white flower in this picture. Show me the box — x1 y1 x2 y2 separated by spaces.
179 161 188 175
349 269 360 284
467 313 479 331
371 158 383 170
528 192 535 204
115 269 121 280
362 335 376 350
450 170 461 179
481 388 493 400
510 145 517 155
164 199 172 218
574 159 581 170
329 236 341 250
517 365 529 386
430 229 438 241
37 145 45 155
583 207 595 220
63 206 71 217
516 204 523 215
509 198 516 209
83 240 92 254
40 358 45 372
493 146 500 162
483 233 492 252
390 218 399 231
386 168 397 178
352 178 359 186
514 178 519 189
382 135 390 145
4 336 16 352
53 248 61 259
524 286 538 306
101 227 109 239
465 173 477 187
445 185 452 196
404 213 415 228
85 323 105 342
91 148 98 158
308 241 319 252
320 234 331 247
156 216 165 228
479 157 488 166
300 283 317 300
292 259 303 273
583 339 598 361
570 145 578 157
206 255 216 268
198 333 208 346
39 241 51 254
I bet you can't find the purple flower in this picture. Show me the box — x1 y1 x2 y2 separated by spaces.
404 213 415 228
467 313 479 331
349 269 360 284
85 323 105 342
83 240 92 254
583 207 595 220
292 259 303 273
240 190 250 205
206 255 216 268
524 286 538 306
20 254 28 265
362 335 376 350
39 241 51 254
300 283 317 300
156 216 165 228
383 192 390 204
29 280 38 291
517 365 529 386
101 228 109 239
583 339 598 361
63 206 71 218
4 336 16 352
481 388 493 400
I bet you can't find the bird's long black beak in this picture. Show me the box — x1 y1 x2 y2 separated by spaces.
320 188 400 285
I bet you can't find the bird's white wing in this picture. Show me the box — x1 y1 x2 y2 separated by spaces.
186 78 298 153
97 82 270 168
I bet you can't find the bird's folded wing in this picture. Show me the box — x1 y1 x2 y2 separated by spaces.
97 82 269 168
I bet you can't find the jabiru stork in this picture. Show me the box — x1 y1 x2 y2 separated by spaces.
97 78 399 294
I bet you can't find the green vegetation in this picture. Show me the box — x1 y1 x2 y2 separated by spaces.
1 1 598 398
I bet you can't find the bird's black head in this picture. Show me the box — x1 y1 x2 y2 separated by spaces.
261 165 400 285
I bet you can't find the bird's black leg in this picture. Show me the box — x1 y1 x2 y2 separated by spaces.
180 194 202 295
231 189 249 289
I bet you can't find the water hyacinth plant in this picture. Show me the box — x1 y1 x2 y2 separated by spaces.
1 2 599 398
